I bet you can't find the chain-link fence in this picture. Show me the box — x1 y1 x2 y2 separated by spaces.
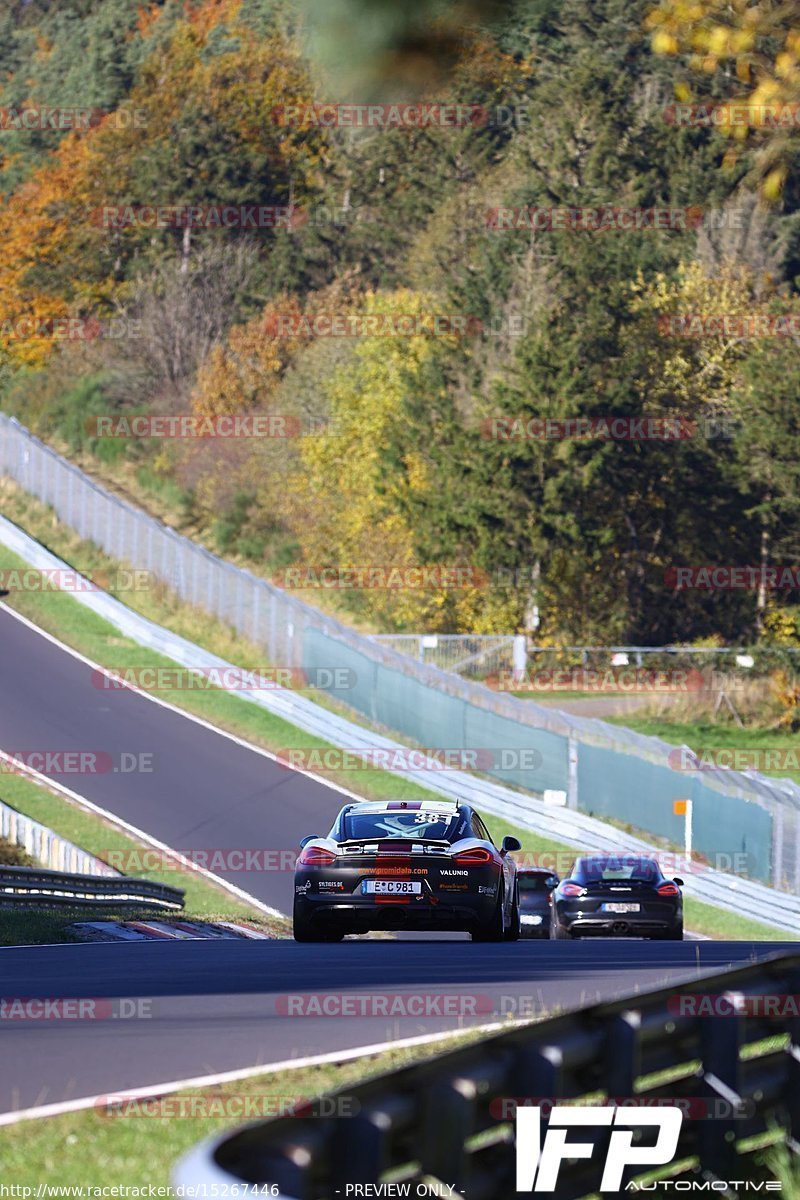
369 633 521 677
3 413 800 890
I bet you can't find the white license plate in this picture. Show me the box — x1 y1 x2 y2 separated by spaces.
362 880 421 895
601 902 640 913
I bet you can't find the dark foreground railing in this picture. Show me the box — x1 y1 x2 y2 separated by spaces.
175 951 800 1199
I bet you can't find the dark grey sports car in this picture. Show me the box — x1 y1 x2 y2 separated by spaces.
551 855 684 940
293 798 521 942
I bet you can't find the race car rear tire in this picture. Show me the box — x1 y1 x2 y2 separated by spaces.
503 886 520 942
472 887 505 942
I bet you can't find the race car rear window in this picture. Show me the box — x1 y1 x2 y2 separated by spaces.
518 874 550 892
343 811 459 840
579 858 659 882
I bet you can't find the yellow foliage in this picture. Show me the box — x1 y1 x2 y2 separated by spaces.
626 260 772 418
648 0 800 195
282 289 491 630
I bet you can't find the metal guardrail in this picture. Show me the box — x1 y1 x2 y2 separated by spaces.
0 865 184 909
2 513 800 932
0 787 120 878
175 952 800 1199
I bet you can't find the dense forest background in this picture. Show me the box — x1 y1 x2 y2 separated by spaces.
1 0 799 645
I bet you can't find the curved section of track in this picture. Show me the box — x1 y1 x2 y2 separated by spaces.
0 605 346 914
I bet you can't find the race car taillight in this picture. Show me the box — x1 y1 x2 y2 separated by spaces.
298 845 337 867
453 847 494 865
657 882 680 896
559 882 584 897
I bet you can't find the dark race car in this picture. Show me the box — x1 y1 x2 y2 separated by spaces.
551 854 684 940
293 799 521 942
517 867 559 938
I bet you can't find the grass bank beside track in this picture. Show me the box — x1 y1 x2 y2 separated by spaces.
603 715 800 785
0 505 789 944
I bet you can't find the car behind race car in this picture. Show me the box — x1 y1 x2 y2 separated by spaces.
293 798 521 942
551 854 684 940
517 866 560 938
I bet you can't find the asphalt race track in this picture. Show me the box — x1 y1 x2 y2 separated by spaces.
0 604 797 1120
1 939 797 1116
0 604 349 913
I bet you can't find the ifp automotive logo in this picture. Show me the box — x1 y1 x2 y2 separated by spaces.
515 1106 683 1192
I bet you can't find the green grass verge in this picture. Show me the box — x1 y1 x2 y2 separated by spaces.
0 907 231 948
0 1029 498 1184
603 715 800 784
682 897 789 942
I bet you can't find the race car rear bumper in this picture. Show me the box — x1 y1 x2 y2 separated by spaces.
294 894 496 934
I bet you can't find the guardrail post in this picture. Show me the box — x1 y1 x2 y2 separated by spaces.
331 1109 390 1187
421 1075 478 1192
697 996 743 1181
